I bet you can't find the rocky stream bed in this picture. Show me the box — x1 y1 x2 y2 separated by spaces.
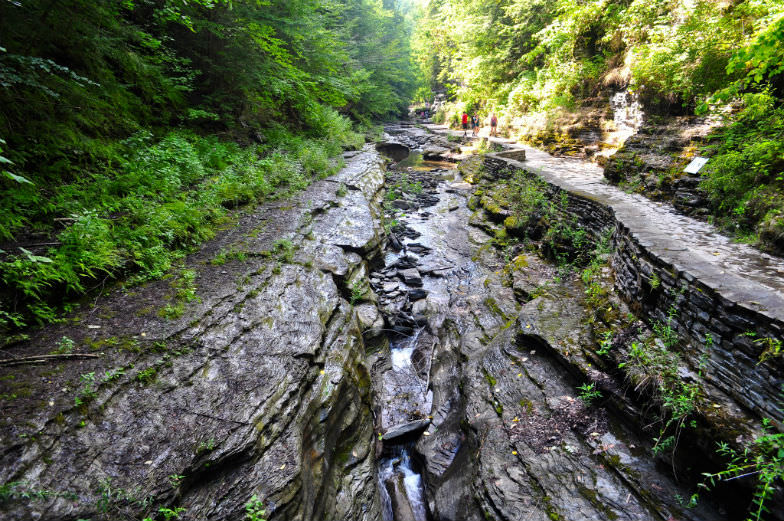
1 123 782 521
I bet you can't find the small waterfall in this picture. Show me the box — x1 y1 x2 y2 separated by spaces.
378 446 428 521
610 90 644 134
390 327 424 370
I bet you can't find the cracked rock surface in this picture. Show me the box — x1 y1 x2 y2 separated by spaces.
0 146 386 521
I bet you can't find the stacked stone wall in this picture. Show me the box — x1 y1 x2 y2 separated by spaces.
484 154 784 424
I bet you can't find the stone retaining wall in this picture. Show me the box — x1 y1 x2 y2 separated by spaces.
484 154 784 424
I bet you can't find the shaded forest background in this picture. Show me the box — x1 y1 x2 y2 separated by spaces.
0 0 417 333
2 0 784 338
412 0 784 255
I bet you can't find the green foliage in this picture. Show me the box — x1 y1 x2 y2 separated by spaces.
745 331 784 365
386 172 424 202
53 336 75 355
415 1 784 251
0 0 416 337
245 495 267 521
95 477 152 518
195 438 216 455
415 0 784 115
726 12 784 91
576 382 602 406
596 331 613 356
616 307 710 460
699 418 784 521
0 481 78 503
272 239 295 264
699 93 784 246
350 280 365 306
507 170 549 227
74 372 97 406
135 367 158 384
158 507 186 521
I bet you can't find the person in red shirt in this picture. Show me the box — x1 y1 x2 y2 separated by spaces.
461 112 469 136
490 113 498 137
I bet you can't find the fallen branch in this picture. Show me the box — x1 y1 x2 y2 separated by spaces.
0 353 100 367
424 339 437 393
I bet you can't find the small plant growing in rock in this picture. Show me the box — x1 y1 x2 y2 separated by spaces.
336 183 347 197
53 336 74 354
383 218 399 234
211 247 247 266
74 372 97 406
135 366 157 384
168 474 185 488
698 417 784 521
349 280 364 306
245 495 267 521
272 238 294 263
745 332 784 365
160 269 200 319
596 331 613 356
102 367 125 382
653 305 680 349
577 382 602 406
158 507 186 521
195 438 215 455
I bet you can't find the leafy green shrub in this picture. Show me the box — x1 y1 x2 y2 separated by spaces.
577 382 602 406
700 93 784 247
699 418 784 521
74 372 97 406
0 123 356 335
245 495 267 521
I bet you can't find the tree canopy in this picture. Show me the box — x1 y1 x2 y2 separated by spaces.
0 0 418 333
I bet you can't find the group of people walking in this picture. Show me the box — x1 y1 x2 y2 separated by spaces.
461 111 498 137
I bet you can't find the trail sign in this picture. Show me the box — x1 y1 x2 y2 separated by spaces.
684 157 709 174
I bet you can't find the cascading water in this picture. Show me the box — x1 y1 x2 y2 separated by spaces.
378 446 429 521
390 328 423 370
610 90 644 135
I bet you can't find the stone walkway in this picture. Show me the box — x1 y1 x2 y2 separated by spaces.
424 123 784 324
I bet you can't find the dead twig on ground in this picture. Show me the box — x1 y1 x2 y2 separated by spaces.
0 353 100 367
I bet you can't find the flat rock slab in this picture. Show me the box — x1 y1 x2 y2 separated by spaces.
422 145 450 160
398 268 423 287
384 418 431 441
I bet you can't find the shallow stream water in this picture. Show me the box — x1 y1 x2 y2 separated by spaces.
370 128 732 521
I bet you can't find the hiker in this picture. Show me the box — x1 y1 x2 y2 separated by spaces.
461 111 469 136
472 113 480 136
490 113 498 137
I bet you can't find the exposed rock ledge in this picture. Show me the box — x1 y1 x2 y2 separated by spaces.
483 150 784 425
0 147 387 521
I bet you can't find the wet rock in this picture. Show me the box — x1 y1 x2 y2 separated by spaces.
422 145 450 160
383 281 401 294
384 475 417 521
408 288 428 301
376 142 410 163
398 268 423 287
388 233 403 251
356 303 384 337
0 147 388 521
384 419 431 441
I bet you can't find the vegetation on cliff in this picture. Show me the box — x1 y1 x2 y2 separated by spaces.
413 0 784 253
0 0 417 334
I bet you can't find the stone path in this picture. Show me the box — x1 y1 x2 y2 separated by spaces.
424 123 784 324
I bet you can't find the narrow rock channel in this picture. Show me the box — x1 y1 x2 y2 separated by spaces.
369 124 732 521
1 122 777 521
